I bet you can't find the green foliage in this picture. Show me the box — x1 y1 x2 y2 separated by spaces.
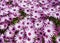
0 29 6 34
11 17 18 24
48 16 60 26
52 35 56 43
20 10 26 18
11 11 27 24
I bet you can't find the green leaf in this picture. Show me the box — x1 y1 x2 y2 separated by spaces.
56 20 60 26
19 10 26 17
49 16 56 22
48 16 60 26
52 36 56 43
0 29 6 34
11 17 18 24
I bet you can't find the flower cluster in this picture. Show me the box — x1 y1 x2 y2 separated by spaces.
0 0 60 43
